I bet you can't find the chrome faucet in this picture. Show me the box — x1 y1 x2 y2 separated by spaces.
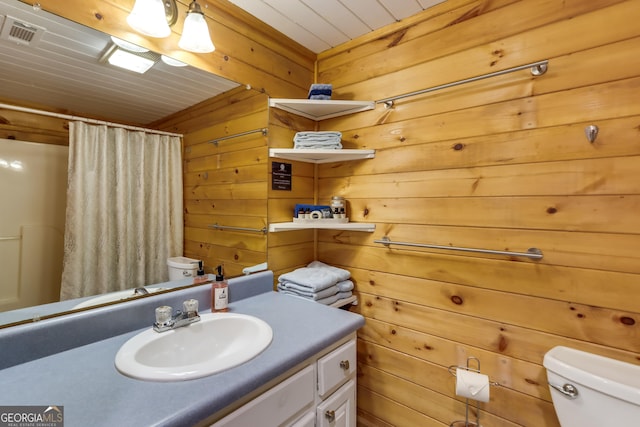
153 299 200 333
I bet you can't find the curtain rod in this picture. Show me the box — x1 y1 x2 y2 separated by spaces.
0 103 183 138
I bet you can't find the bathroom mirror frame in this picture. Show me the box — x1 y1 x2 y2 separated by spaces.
0 0 265 328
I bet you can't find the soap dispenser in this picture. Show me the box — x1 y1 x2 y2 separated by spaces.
211 265 229 312
193 261 208 284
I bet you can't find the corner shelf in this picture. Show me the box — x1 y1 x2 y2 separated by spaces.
269 148 375 164
330 295 358 308
268 222 375 233
269 98 375 121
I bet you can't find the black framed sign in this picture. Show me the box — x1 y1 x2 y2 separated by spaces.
272 161 292 191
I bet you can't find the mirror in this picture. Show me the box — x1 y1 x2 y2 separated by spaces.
0 0 240 126
0 0 266 327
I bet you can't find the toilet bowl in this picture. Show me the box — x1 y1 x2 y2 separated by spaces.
167 256 200 281
543 346 640 426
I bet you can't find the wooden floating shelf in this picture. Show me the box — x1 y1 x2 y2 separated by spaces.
330 295 358 308
269 98 375 121
269 148 375 164
268 222 376 232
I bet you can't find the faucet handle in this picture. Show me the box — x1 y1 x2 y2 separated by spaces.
155 305 173 325
183 299 199 314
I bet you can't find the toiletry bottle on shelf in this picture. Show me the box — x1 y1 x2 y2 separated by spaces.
193 261 208 284
211 265 229 312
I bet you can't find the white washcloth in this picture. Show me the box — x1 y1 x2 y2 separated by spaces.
307 261 351 281
277 267 340 291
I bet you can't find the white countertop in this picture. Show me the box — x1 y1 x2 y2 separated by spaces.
0 275 364 427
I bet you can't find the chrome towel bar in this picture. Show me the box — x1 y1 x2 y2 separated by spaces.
208 223 267 234
377 59 549 107
208 128 268 146
374 236 543 260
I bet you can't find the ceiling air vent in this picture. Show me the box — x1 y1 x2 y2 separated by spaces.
0 15 46 46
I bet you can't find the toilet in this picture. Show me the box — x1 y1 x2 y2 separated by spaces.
543 346 640 426
167 256 200 281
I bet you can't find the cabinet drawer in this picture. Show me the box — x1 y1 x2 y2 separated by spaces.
213 365 315 427
317 340 356 398
289 411 315 427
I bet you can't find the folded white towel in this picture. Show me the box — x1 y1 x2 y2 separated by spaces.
280 280 351 295
294 142 343 149
278 290 353 306
294 131 342 150
317 290 352 305
307 261 351 281
294 131 342 140
277 283 338 300
278 267 339 291
337 280 354 292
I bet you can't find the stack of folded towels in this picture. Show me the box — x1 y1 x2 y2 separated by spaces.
307 83 332 100
293 131 342 149
277 261 354 305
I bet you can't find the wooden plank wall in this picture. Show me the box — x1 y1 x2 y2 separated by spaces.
155 87 271 278
310 0 640 425
267 109 317 277
0 98 71 146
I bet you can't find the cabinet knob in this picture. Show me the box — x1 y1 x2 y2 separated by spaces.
325 410 335 422
339 360 350 370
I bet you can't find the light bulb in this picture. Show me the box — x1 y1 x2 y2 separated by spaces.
178 1 215 53
127 0 171 38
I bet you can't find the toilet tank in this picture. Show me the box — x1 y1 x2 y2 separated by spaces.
543 346 640 427
167 256 199 281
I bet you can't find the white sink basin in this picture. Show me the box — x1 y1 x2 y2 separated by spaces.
115 312 273 381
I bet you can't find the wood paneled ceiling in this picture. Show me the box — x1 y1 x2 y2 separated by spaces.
228 0 445 53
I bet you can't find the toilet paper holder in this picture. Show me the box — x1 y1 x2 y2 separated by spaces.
448 357 500 427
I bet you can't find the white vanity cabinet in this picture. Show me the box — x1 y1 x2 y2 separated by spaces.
317 380 356 427
211 334 357 426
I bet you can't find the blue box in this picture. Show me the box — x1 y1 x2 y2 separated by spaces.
294 204 332 218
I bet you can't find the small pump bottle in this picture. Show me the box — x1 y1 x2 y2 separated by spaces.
211 265 229 312
193 261 208 284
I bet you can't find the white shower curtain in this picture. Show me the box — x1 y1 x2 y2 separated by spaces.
60 122 183 300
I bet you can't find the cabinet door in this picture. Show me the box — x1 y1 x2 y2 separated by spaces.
316 379 356 427
213 365 315 427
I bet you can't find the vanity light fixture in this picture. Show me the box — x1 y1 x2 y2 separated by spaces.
127 0 178 38
178 0 215 53
126 0 214 54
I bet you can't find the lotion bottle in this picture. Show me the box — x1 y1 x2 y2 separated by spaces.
211 265 229 312
193 260 208 284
